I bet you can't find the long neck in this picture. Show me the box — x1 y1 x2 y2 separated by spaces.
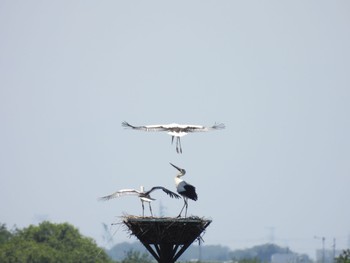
174 176 183 185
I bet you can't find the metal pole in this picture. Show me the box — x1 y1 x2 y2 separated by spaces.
314 236 326 263
322 237 325 263
332 238 336 263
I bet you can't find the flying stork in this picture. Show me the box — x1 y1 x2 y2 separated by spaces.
170 163 198 217
98 186 181 217
122 121 225 153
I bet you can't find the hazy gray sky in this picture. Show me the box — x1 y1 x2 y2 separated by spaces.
1 0 349 258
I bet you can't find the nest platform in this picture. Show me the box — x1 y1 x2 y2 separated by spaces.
123 216 211 263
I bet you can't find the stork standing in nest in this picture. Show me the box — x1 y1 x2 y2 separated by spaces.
170 163 198 217
99 186 181 217
122 121 225 153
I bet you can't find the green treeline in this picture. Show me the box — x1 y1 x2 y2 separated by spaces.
1 222 349 263
0 221 112 263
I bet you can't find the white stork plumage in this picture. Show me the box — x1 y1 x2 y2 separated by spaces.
170 163 198 218
98 186 181 217
122 121 225 153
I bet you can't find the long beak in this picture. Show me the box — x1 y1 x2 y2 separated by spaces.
170 162 181 171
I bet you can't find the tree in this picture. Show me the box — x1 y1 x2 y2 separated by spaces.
336 250 350 263
0 221 114 263
121 250 152 263
0 224 13 245
237 258 262 263
230 243 299 263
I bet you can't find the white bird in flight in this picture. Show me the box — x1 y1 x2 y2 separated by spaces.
170 163 198 217
122 121 225 153
99 186 181 217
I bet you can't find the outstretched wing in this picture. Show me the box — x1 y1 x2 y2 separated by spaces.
146 186 181 199
122 121 225 133
122 121 168 132
181 123 225 133
98 189 140 201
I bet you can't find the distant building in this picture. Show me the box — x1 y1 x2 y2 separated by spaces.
271 253 301 263
315 249 342 263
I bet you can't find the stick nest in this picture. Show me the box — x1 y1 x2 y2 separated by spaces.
121 215 212 245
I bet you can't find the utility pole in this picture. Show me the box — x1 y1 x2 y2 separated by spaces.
315 236 325 263
266 226 275 243
332 238 336 263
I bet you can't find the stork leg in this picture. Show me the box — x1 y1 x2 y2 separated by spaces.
175 137 182 153
173 136 181 153
141 201 145 217
148 203 153 217
175 137 180 153
178 137 182 153
177 198 187 218
184 198 188 217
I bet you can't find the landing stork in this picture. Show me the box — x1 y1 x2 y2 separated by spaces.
170 163 198 217
98 186 181 217
122 121 225 153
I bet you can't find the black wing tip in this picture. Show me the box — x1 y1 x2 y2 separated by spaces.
213 122 225 129
170 192 181 199
189 192 198 201
184 193 198 201
166 189 181 199
174 194 182 199
154 186 181 199
122 121 135 129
